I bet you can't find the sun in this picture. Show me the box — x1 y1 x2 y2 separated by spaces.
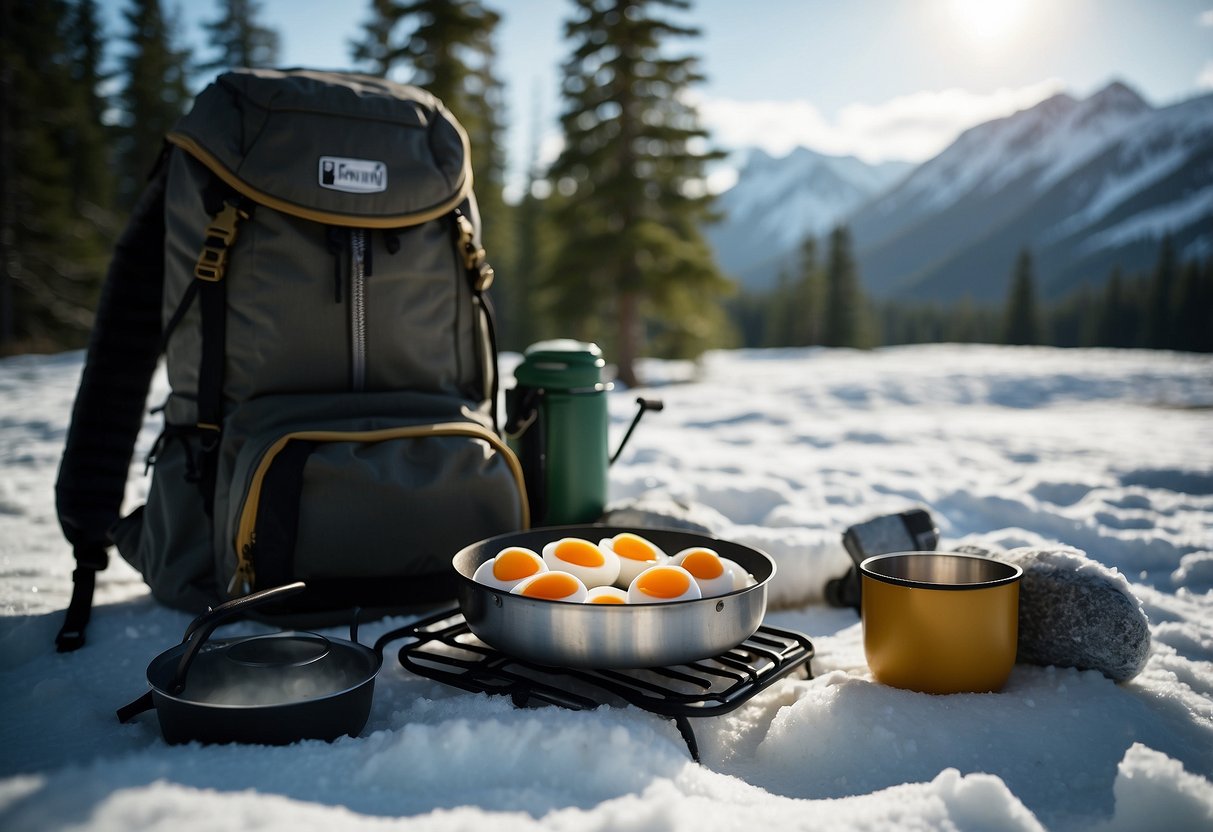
948 0 1032 47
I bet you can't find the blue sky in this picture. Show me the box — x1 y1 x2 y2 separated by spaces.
98 0 1213 195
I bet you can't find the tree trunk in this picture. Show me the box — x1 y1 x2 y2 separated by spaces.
616 289 640 387
0 9 13 350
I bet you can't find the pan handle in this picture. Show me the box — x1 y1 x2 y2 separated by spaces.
116 690 155 724
170 581 307 695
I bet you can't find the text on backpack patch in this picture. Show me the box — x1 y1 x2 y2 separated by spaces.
318 156 387 194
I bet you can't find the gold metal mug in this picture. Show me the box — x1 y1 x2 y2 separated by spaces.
860 552 1022 694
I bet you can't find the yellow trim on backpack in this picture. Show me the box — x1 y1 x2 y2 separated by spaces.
165 131 473 229
228 423 530 597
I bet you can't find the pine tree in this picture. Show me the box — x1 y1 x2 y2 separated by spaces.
0 0 117 352
789 235 823 346
1095 267 1125 347
763 270 794 347
495 88 548 351
351 0 399 76
1002 248 1040 346
822 225 864 347
65 0 115 211
1047 283 1096 347
350 0 512 346
114 0 192 209
945 296 980 343
547 0 732 385
200 0 281 72
348 2 506 215
1172 257 1212 353
1145 235 1177 349
724 291 768 348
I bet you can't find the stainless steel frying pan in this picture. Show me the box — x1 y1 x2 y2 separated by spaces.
451 525 775 668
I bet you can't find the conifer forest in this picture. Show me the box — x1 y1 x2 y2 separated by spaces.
2 0 1209 377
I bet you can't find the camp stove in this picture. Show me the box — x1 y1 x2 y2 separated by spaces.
382 608 814 761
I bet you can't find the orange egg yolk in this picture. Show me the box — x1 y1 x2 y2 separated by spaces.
681 550 724 579
635 567 691 599
492 549 541 581
554 538 604 567
517 572 582 599
613 533 658 562
587 594 626 604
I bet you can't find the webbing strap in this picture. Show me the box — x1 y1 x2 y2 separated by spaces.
246 439 316 604
55 559 101 652
194 199 248 432
196 277 226 433
451 203 500 435
54 151 169 652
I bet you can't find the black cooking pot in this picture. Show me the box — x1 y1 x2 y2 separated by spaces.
118 582 381 745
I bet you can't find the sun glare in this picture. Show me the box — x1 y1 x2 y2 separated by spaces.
948 0 1031 47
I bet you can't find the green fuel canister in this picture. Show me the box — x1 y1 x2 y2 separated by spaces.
506 340 610 526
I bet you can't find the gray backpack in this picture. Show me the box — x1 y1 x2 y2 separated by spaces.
54 69 529 649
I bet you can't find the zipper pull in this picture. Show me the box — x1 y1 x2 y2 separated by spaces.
227 539 257 597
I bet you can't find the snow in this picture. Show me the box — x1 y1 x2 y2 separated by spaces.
882 85 1153 217
1078 185 1213 255
718 147 910 252
1049 94 1213 247
2 344 1213 831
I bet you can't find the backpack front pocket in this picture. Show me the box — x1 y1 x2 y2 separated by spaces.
225 420 527 610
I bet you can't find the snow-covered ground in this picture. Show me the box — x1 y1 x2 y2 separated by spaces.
1 344 1211 831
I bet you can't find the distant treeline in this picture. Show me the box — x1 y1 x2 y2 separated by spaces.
729 230 1213 354
3 0 1208 371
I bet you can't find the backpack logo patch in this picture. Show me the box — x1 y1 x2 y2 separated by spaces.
318 156 387 193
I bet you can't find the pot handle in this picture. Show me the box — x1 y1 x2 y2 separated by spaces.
170 581 307 695
116 690 155 724
610 397 663 465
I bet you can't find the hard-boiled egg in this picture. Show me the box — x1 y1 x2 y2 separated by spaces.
584 585 629 605
626 564 702 604
599 532 666 588
725 558 757 589
472 546 547 591
671 547 736 598
510 570 588 602
542 537 620 588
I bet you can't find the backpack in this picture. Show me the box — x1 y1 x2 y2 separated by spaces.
53 69 530 651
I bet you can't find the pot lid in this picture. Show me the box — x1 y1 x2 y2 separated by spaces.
148 631 379 708
514 340 606 390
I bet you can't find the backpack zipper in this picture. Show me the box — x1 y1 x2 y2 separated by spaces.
227 423 530 597
350 229 369 390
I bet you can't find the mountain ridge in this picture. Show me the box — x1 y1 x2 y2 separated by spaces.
709 80 1213 301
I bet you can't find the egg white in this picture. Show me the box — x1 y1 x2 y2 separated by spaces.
542 537 620 588
584 585 629 605
626 564 702 604
471 546 547 590
670 547 736 598
722 557 757 589
599 532 666 589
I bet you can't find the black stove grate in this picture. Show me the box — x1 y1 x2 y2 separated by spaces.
380 607 814 761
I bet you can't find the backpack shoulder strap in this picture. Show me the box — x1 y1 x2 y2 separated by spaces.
53 152 170 652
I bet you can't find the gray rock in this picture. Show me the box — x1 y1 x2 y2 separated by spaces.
954 543 1151 682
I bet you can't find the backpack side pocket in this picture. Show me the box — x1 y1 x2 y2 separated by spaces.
116 422 219 613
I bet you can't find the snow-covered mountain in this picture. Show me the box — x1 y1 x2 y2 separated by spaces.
712 81 1213 302
706 147 913 290
851 81 1213 301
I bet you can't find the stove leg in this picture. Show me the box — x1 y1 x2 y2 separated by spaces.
673 716 699 763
